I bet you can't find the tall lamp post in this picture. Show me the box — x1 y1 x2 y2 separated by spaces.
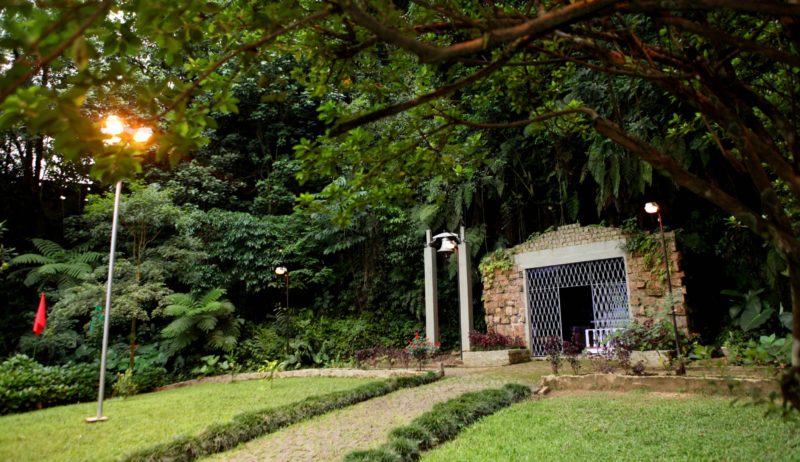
86 115 153 423
275 266 289 311
644 202 685 375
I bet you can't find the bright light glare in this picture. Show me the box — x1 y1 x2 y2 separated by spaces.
275 266 288 276
644 202 660 214
103 136 122 145
133 127 153 143
102 115 124 135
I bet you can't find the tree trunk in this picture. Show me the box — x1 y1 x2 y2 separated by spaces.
128 318 137 371
783 258 800 410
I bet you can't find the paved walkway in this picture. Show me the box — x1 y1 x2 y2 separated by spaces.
203 362 549 462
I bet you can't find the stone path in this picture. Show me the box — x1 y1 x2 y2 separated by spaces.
203 363 549 462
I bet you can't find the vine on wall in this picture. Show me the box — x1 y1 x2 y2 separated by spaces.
621 218 676 288
479 248 515 291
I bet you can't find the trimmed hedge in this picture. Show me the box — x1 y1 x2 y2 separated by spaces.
122 372 441 462
343 383 531 462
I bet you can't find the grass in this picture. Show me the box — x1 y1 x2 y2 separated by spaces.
422 392 800 461
0 376 372 462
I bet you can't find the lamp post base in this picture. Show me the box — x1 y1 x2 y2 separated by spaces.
85 416 109 423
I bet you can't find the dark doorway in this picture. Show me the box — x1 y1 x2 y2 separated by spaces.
559 285 594 342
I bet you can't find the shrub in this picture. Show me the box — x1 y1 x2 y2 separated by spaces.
613 318 680 351
0 354 100 415
405 333 439 370
132 366 169 392
563 330 583 374
236 324 286 370
112 369 139 398
542 336 563 375
468 330 524 351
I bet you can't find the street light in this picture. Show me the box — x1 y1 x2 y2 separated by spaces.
275 266 289 311
644 201 685 375
86 115 152 423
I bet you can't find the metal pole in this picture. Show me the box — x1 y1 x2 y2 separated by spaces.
87 180 122 423
658 211 684 373
285 273 289 311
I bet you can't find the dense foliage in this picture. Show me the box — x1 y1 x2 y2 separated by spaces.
0 354 97 415
2 0 799 410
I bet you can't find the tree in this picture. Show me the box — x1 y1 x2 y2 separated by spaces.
72 183 205 368
3 0 800 404
295 1 800 404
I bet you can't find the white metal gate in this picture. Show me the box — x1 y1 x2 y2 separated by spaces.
526 257 629 356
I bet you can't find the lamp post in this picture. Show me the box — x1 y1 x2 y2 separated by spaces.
644 201 685 375
275 266 289 311
86 115 152 423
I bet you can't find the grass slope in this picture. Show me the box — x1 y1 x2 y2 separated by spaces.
423 392 800 461
0 376 371 462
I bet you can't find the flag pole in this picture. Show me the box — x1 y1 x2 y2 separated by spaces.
86 180 121 423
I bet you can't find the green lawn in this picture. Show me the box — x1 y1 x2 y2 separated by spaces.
423 392 800 461
0 376 372 462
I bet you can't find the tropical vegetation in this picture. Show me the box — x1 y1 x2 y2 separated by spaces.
0 0 798 409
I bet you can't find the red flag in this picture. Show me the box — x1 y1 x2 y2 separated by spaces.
33 292 46 336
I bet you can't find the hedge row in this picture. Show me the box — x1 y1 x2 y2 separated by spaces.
0 354 99 415
123 372 442 462
343 383 532 462
0 354 170 415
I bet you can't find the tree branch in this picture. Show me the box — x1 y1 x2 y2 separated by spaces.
0 0 113 105
439 108 597 129
331 55 510 135
151 7 333 121
660 16 800 67
338 0 618 63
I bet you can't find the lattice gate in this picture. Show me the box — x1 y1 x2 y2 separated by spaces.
525 257 630 356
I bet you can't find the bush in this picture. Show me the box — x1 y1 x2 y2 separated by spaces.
405 333 439 370
113 369 139 398
542 336 563 375
0 354 99 415
613 318 681 351
132 366 169 392
468 330 524 351
236 324 286 370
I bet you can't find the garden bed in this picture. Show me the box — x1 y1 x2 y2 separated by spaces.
462 349 531 367
541 373 778 397
156 368 428 392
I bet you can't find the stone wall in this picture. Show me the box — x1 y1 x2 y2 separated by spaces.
481 223 687 349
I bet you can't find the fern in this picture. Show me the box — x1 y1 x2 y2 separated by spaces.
161 288 242 355
9 240 103 290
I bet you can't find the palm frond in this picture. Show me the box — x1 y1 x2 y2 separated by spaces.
8 253 52 266
198 288 225 308
196 315 218 332
32 239 66 258
161 317 194 338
